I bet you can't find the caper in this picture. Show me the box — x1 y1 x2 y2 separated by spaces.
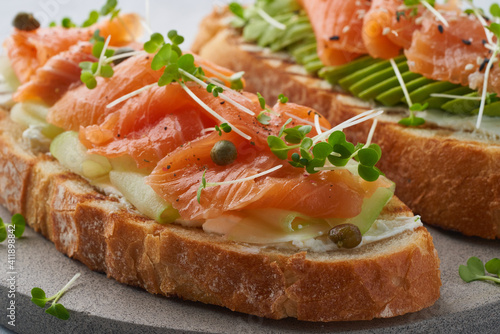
210 140 237 166
13 13 40 31
328 224 362 249
112 47 136 65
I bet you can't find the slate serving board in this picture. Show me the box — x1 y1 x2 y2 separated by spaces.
0 206 499 334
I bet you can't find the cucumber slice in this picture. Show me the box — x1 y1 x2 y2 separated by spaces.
358 71 421 101
338 55 406 91
270 23 314 51
109 170 179 224
376 76 434 106
10 102 64 139
304 59 324 73
350 61 409 96
423 86 474 110
404 81 459 104
327 183 395 235
50 131 112 179
0 55 20 91
319 56 379 85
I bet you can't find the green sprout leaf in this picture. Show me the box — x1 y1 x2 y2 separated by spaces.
31 273 80 320
278 94 288 103
485 258 500 276
257 111 271 125
31 288 48 308
101 0 118 16
197 170 207 203
45 303 70 321
399 116 425 127
0 218 6 242
158 63 180 86
257 92 266 109
229 71 245 90
144 33 165 54
214 123 232 136
278 118 293 138
491 4 500 18
90 29 104 44
229 2 245 19
283 125 312 144
487 22 500 37
167 30 185 45
61 17 76 28
459 256 500 284
100 65 114 78
312 142 333 159
267 136 293 159
11 213 25 238
82 10 99 27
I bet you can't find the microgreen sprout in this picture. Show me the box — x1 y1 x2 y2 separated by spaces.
207 83 224 97
278 94 288 104
268 109 384 181
51 0 120 28
389 58 426 126
197 165 283 203
256 92 277 125
0 214 26 242
459 257 500 285
79 32 115 89
214 123 232 136
403 1 447 26
31 273 81 320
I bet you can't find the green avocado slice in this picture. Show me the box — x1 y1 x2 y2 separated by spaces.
358 71 421 100
403 81 459 104
350 61 409 96
376 76 434 106
423 86 474 109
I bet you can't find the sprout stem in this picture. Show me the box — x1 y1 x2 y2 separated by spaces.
179 81 252 140
429 93 482 101
314 113 322 135
106 83 156 108
312 109 384 144
96 35 111 77
53 273 80 304
420 0 449 27
390 58 412 106
207 165 283 187
256 8 286 30
365 119 378 147
476 48 498 129
179 69 255 116
106 50 146 63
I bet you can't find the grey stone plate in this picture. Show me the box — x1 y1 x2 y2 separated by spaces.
0 205 499 334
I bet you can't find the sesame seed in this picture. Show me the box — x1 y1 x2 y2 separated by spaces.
438 25 444 34
462 39 471 45
329 35 340 41
465 64 474 71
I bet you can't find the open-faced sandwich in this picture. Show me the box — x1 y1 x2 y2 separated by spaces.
193 0 500 239
0 1 440 321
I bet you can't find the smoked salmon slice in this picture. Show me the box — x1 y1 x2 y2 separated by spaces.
404 11 500 93
48 53 248 132
3 13 142 84
13 42 96 105
47 53 161 131
362 0 425 59
79 84 216 169
147 129 378 221
299 0 369 66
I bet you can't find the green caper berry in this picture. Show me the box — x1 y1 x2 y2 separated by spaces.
13 13 40 31
210 140 237 166
328 224 362 249
112 47 136 65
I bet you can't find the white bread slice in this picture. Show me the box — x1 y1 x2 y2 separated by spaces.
0 107 441 321
192 10 500 239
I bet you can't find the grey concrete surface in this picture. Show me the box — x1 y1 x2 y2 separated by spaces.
0 205 499 334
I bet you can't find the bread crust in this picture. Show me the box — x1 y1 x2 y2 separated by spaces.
193 12 500 239
0 107 441 321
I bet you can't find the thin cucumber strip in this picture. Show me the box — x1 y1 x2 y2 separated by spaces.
423 86 474 109
376 77 434 106
319 56 379 85
404 81 459 104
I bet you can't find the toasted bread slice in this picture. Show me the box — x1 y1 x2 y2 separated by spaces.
0 107 440 321
192 10 500 239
